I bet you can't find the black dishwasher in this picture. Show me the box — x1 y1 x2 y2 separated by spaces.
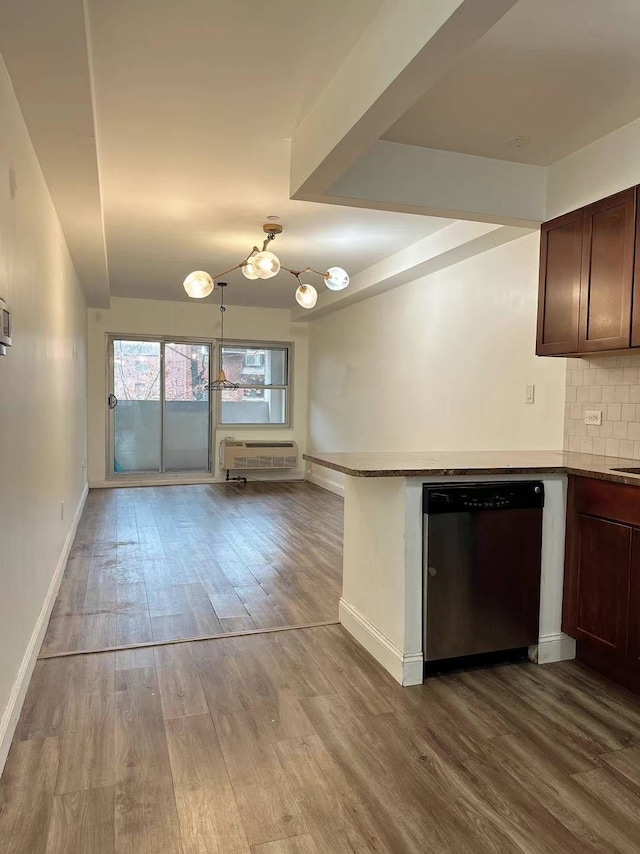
423 482 544 663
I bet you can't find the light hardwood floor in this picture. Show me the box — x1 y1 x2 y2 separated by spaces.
4 482 640 852
3 625 640 852
41 482 343 656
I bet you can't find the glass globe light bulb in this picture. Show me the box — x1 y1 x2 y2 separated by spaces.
252 250 280 279
325 266 349 291
242 259 259 280
295 283 318 309
183 270 214 298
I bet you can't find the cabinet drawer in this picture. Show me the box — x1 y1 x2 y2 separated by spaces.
573 476 640 527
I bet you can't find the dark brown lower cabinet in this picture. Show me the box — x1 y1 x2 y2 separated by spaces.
628 529 640 672
563 476 640 690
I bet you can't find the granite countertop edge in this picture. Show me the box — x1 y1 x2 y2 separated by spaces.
303 452 640 487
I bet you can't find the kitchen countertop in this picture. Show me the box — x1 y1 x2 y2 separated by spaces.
303 450 640 486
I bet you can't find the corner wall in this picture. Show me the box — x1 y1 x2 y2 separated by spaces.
0 52 88 769
307 232 567 491
87 297 308 485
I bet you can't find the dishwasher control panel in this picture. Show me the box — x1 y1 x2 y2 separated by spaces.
424 482 544 514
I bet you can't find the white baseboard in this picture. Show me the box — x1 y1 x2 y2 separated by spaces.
531 632 576 665
339 598 423 686
305 470 345 497
91 472 306 489
0 482 89 774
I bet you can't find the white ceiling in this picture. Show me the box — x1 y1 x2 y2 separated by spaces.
383 0 640 166
6 0 640 309
84 0 447 308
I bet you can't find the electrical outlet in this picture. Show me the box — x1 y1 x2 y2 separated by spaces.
584 410 602 426
525 385 535 405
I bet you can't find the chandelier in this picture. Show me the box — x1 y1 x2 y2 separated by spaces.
182 219 350 309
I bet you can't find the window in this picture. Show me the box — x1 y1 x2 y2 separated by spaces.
219 342 291 425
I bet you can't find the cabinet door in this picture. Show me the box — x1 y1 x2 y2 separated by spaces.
578 188 636 352
630 187 640 347
564 513 631 660
628 528 640 670
536 210 583 355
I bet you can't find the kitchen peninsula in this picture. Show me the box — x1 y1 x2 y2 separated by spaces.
304 450 640 686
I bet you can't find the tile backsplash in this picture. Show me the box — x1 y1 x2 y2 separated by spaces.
565 353 640 458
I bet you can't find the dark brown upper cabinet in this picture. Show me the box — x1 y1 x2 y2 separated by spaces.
537 186 638 356
536 210 583 355
578 188 636 352
631 191 640 348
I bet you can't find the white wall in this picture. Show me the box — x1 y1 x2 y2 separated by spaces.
307 232 567 490
547 114 640 219
0 53 87 767
87 297 308 485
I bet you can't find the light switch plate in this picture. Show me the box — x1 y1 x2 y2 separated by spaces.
525 384 535 404
584 410 602 426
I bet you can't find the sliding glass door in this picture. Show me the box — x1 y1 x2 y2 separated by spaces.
164 341 210 471
108 337 212 477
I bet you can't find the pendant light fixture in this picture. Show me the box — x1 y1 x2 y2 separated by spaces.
207 282 239 392
182 219 349 309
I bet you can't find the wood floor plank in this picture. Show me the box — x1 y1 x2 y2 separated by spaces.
571 765 640 843
0 737 60 854
455 667 609 771
55 719 115 795
115 646 155 671
45 786 115 854
220 616 257 633
195 642 254 717
484 733 640 854
114 664 172 786
499 663 637 753
215 708 308 846
302 693 511 854
114 781 183 854
251 835 319 853
165 713 250 854
601 746 640 787
297 626 396 716
154 644 208 719
223 635 317 744
274 733 389 853
117 611 154 646
14 658 75 741
207 588 252 620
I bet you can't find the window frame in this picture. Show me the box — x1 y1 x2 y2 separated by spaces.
217 339 293 428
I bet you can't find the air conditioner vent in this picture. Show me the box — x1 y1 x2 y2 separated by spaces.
220 439 299 471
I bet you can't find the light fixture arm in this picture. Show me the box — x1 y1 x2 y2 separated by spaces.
282 265 327 279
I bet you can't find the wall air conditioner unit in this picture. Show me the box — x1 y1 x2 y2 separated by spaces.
220 439 299 471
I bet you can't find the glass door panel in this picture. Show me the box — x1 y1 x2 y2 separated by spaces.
112 339 162 473
164 342 211 472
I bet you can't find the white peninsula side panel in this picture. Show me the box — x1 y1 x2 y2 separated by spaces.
340 475 424 685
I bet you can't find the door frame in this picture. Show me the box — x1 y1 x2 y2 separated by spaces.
106 333 217 481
